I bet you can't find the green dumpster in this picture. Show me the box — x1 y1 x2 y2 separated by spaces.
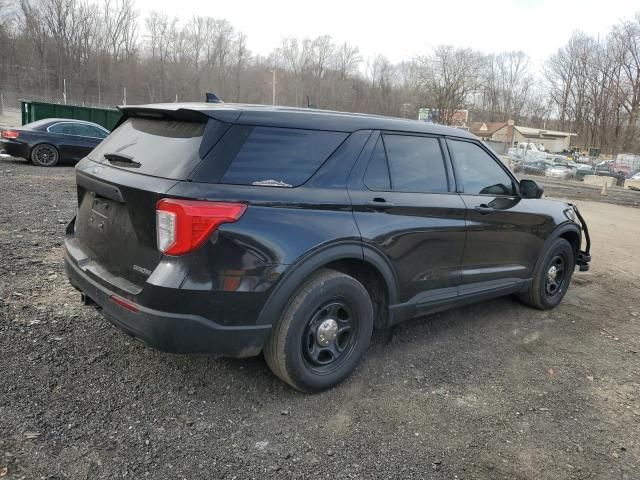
21 100 122 130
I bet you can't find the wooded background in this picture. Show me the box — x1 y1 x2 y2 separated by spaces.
1 0 639 154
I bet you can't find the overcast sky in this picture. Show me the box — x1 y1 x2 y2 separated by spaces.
135 0 637 67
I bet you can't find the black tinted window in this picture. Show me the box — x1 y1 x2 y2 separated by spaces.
364 138 391 190
74 124 106 138
383 134 448 193
89 118 206 180
448 140 515 195
49 123 76 135
221 126 347 187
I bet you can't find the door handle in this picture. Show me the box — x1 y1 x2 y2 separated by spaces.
365 198 394 210
474 204 494 214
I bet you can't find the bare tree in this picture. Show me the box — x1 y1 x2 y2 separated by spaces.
2 0 640 154
232 32 248 102
480 51 532 121
103 0 137 61
334 41 361 80
610 13 640 151
418 45 483 125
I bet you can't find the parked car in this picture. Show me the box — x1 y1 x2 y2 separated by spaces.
514 160 553 176
631 171 640 180
546 163 576 180
0 118 110 166
576 166 594 181
576 164 626 185
64 103 591 392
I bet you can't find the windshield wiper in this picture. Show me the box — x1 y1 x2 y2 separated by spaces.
104 153 141 168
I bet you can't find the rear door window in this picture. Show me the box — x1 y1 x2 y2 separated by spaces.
218 126 347 187
89 118 207 180
49 123 77 135
75 123 108 139
380 134 449 193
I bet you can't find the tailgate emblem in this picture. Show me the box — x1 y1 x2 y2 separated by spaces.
133 264 152 276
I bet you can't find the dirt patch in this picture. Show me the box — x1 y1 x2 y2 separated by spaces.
1 162 639 479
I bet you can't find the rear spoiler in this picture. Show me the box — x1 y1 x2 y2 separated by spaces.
114 105 241 130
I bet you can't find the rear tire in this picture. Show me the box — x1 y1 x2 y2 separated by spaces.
31 144 59 167
518 238 575 310
264 269 374 392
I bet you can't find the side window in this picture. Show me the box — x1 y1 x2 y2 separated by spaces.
363 138 391 190
220 126 347 187
75 124 107 138
48 123 77 135
89 125 107 138
95 127 109 139
448 140 516 196
383 134 448 193
74 124 94 137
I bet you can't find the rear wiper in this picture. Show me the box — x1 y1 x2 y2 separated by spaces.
104 153 141 168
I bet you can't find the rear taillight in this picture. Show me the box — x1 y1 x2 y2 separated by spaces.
156 199 247 255
1 130 19 139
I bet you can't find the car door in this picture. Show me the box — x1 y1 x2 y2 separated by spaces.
348 132 467 309
446 138 550 289
71 123 106 159
46 122 80 160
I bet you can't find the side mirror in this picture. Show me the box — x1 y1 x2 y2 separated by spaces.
520 179 544 199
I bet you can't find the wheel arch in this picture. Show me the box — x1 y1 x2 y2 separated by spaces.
256 242 399 329
559 229 580 256
534 223 582 273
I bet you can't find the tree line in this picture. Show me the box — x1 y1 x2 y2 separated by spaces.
0 0 639 153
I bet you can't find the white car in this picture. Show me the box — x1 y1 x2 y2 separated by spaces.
546 163 576 180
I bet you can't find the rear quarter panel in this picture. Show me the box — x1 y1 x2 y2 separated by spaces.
160 130 371 325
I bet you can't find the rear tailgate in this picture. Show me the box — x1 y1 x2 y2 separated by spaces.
68 113 220 293
71 164 177 292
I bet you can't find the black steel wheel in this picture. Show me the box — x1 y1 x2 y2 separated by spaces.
264 269 374 392
302 300 359 373
544 254 567 297
31 144 59 167
519 237 575 310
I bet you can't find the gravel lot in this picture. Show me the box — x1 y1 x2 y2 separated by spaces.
1 158 639 480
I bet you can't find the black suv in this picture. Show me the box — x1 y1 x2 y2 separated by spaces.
64 103 591 392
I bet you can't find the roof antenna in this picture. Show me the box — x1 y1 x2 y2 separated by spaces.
205 92 224 103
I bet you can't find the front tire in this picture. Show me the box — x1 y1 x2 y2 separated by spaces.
31 144 59 167
264 269 374 392
519 238 575 310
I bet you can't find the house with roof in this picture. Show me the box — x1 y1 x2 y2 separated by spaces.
469 120 576 153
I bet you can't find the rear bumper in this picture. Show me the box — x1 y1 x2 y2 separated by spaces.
64 246 272 357
0 139 30 159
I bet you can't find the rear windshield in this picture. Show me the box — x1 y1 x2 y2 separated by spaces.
192 125 348 187
89 118 207 179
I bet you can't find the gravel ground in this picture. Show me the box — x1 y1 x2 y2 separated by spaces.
1 158 639 480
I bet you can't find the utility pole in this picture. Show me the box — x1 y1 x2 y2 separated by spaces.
123 87 127 106
97 58 102 105
63 78 67 105
271 70 277 106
